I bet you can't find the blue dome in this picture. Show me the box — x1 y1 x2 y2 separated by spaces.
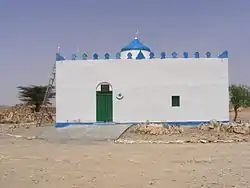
121 38 151 52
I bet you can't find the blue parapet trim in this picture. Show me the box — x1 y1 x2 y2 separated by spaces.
55 120 230 128
149 52 155 59
93 53 98 60
136 50 145 59
104 53 110 59
205 52 211 58
160 52 166 59
127 52 133 59
56 51 228 60
56 53 65 61
172 52 178 58
218 50 228 58
194 52 200 58
183 52 188 58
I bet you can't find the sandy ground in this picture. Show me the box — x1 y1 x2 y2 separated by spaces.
1 137 250 188
1 108 250 188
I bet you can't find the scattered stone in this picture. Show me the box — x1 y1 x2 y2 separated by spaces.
114 138 248 144
4 133 38 140
200 139 208 143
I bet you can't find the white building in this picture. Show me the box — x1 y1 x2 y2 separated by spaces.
55 36 229 128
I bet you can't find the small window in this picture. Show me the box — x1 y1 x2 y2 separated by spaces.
101 84 110 92
172 96 180 107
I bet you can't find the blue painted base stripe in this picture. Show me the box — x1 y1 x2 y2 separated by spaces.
55 121 230 128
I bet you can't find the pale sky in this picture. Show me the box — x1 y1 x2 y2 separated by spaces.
0 0 249 105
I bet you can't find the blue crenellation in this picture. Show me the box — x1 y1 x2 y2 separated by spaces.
55 50 228 61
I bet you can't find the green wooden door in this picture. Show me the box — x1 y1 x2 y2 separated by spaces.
96 91 113 122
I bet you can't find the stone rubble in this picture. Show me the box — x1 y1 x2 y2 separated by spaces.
129 123 184 135
0 104 55 125
128 120 250 136
115 120 250 144
199 119 250 135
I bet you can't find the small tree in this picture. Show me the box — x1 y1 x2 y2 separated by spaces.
17 85 55 112
229 84 250 122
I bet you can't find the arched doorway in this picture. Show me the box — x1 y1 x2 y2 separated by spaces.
96 82 113 122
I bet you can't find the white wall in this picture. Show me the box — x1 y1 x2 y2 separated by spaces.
56 58 229 123
120 50 150 59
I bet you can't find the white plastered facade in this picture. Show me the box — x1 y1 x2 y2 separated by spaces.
55 58 229 124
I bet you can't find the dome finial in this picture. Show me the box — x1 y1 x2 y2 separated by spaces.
135 29 139 39
57 44 61 53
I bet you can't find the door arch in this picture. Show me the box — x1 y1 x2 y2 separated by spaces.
96 82 113 122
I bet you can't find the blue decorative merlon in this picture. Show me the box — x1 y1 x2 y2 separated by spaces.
172 52 178 58
149 52 155 59
56 51 229 61
71 54 77 60
93 53 98 60
56 53 65 61
205 52 211 58
104 53 110 60
160 52 166 59
136 51 145 59
127 52 133 59
82 53 88 60
194 52 200 58
183 52 188 58
116 52 121 59
218 50 228 58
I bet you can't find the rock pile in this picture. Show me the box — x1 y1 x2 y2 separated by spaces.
116 120 250 144
129 123 184 135
199 120 250 135
0 104 55 124
128 120 250 136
